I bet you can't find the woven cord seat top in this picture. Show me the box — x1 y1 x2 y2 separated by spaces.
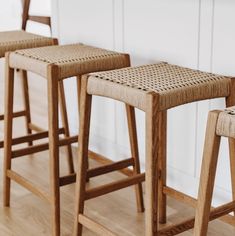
9 44 129 79
0 30 54 58
216 107 235 139
87 63 233 111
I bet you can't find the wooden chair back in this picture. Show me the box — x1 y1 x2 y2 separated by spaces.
21 0 51 30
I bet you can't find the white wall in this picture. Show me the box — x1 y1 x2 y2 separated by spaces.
52 0 235 207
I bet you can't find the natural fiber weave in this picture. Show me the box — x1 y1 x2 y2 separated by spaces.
216 107 235 138
0 30 54 58
87 63 232 111
9 44 129 79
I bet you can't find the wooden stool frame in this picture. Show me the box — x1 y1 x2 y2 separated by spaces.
73 76 235 236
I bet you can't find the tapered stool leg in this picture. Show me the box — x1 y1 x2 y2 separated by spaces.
74 77 92 236
145 93 159 236
47 65 60 236
126 104 145 213
59 81 75 174
194 111 221 236
20 70 33 145
158 111 167 224
3 54 15 207
226 80 235 218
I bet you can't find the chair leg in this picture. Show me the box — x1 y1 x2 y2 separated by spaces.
3 55 15 207
158 111 167 224
145 93 159 236
58 80 75 174
74 76 92 236
194 111 221 236
125 104 144 213
226 84 235 218
228 138 235 217
76 76 90 182
48 65 60 236
20 70 33 146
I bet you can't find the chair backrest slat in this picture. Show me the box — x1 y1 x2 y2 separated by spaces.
21 0 51 30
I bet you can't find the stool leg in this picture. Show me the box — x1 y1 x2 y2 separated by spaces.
74 77 92 236
226 86 235 218
228 138 235 217
194 111 221 236
126 104 144 213
20 70 32 146
48 65 60 236
145 93 159 236
158 111 167 224
3 56 14 207
76 76 82 111
58 81 75 174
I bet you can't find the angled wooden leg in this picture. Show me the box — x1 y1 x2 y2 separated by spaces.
158 111 167 224
226 81 235 218
59 80 75 174
77 75 90 183
48 65 60 236
194 111 221 236
228 139 235 217
3 54 15 207
74 76 92 236
20 70 32 146
77 76 82 112
145 93 159 236
125 104 144 213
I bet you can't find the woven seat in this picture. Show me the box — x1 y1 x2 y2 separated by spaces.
216 106 235 138
0 30 54 58
9 44 129 79
87 62 232 111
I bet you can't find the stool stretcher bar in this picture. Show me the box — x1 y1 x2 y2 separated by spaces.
85 173 145 200
163 186 235 226
78 214 117 236
88 150 134 177
0 128 65 148
158 201 235 236
28 123 48 132
12 135 78 158
0 110 27 120
7 170 51 202
59 158 135 187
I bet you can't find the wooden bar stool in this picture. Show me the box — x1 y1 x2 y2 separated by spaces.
0 32 75 173
0 30 54 147
194 107 235 236
4 44 144 236
74 62 235 235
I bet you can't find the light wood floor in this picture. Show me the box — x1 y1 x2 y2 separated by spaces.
1 67 235 235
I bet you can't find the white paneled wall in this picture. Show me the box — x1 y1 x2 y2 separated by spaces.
54 0 235 205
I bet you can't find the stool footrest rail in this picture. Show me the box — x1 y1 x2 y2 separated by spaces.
59 158 135 186
12 135 78 158
0 128 65 148
6 170 51 202
85 173 145 200
0 110 27 121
